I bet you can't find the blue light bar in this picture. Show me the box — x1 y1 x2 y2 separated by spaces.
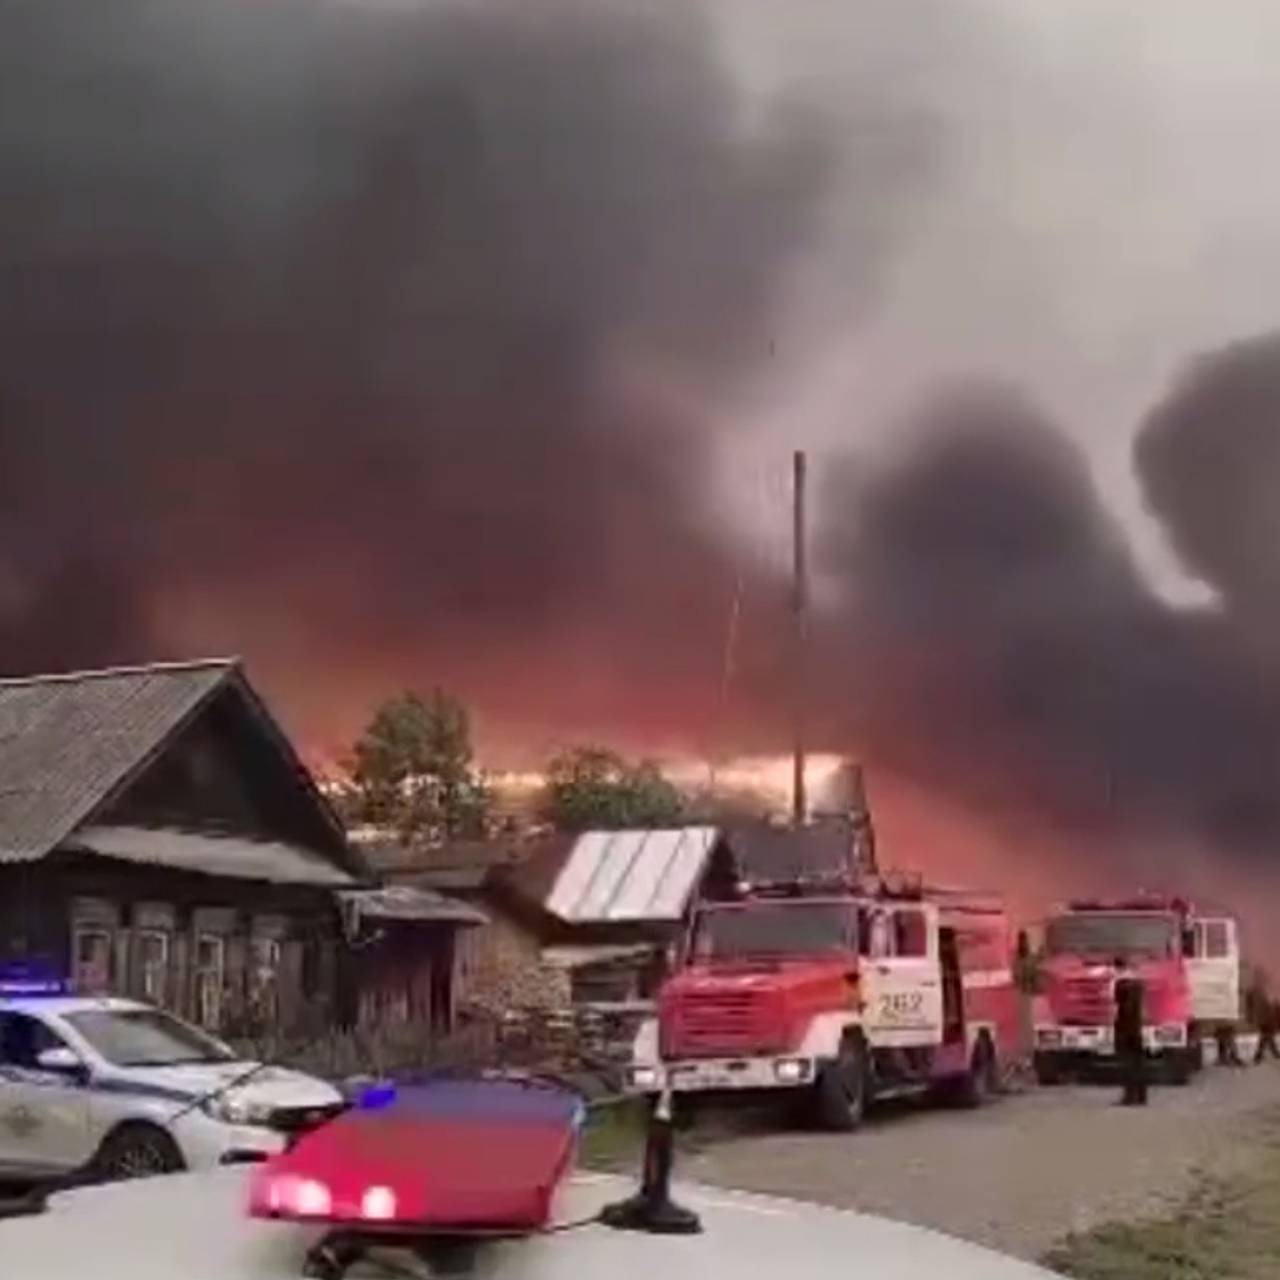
0 961 69 997
357 1081 398 1111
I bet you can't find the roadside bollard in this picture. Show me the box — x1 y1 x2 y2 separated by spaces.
600 1087 702 1235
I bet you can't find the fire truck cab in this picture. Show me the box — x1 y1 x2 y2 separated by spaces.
1032 896 1241 1084
625 876 1019 1131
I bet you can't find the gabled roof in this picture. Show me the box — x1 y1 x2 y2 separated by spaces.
0 658 363 879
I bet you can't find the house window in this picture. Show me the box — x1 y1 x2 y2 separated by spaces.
249 937 282 1021
194 935 225 1030
252 937 282 981
135 931 169 1004
73 928 113 994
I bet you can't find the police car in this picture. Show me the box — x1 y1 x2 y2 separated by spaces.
0 968 344 1183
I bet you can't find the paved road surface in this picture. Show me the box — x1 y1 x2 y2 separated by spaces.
684 1063 1280 1261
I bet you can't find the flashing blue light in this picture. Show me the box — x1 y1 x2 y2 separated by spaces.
357 1082 398 1111
0 961 69 997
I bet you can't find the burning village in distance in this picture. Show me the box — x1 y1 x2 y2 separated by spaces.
16 6 1280 1276
5 0 1280 970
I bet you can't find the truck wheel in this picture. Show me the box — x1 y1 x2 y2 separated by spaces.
953 1033 998 1108
1164 1050 1193 1086
1033 1052 1064 1086
88 1123 184 1183
1188 1028 1205 1073
815 1033 868 1132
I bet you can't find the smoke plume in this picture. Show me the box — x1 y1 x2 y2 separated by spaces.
0 0 937 744
10 0 1280 899
819 340 1280 863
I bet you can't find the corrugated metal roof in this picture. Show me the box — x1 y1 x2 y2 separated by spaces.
0 660 234 862
544 827 719 923
73 824 355 886
336 885 488 926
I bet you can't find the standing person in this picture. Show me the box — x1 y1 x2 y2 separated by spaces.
1113 955 1148 1106
1255 997 1280 1063
1216 1018 1245 1066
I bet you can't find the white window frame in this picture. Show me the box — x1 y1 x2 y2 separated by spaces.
194 933 226 1030
135 929 170 1003
72 925 113 994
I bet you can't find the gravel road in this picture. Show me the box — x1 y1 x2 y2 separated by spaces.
683 1063 1280 1261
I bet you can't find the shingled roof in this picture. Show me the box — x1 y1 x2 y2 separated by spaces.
0 658 361 877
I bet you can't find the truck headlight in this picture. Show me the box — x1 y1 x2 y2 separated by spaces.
627 1066 660 1091
202 1094 274 1126
773 1058 809 1083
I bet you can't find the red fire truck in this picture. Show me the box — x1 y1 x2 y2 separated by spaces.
1032 895 1241 1084
625 874 1020 1130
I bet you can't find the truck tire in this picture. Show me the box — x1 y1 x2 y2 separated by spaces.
815 1032 868 1132
952 1033 998 1108
87 1122 185 1183
1188 1027 1205 1073
1163 1049 1194 1086
1033 1052 1065 1086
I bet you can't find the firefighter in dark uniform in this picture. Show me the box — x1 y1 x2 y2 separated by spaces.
1113 955 1148 1105
1255 996 1280 1063
1216 1020 1245 1066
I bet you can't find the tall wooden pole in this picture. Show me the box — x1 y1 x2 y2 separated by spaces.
792 450 808 827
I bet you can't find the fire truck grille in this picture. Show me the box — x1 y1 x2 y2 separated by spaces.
669 991 779 1056
1061 978 1114 1024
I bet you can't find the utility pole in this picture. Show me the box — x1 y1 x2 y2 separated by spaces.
792 449 808 828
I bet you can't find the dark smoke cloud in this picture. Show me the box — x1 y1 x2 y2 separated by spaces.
0 0 937 741
1136 333 1280 629
819 353 1280 857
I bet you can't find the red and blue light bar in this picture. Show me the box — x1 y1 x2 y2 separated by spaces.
249 1075 585 1236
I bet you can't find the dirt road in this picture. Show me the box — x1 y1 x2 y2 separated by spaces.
683 1064 1280 1261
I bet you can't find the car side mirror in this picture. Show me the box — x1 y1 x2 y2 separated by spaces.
36 1046 86 1078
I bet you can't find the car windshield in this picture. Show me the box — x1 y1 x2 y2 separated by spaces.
693 903 855 959
65 1008 237 1067
1044 914 1176 959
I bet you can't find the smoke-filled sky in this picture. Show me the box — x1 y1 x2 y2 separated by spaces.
7 0 1280 900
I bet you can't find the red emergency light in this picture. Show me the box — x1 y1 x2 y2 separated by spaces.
248 1075 584 1238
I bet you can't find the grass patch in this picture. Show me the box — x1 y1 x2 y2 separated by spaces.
1043 1119 1280 1279
579 1097 649 1171
577 1096 758 1172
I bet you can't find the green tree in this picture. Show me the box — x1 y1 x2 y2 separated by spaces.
350 690 491 844
541 746 685 831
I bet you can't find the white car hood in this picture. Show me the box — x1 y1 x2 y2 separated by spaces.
6 1167 1061 1280
100 1061 342 1109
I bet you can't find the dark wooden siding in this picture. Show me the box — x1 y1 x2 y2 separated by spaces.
1 852 341 1037
96 684 347 860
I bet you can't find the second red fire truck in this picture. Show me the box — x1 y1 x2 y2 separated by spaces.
1032 895 1241 1083
626 872 1021 1130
